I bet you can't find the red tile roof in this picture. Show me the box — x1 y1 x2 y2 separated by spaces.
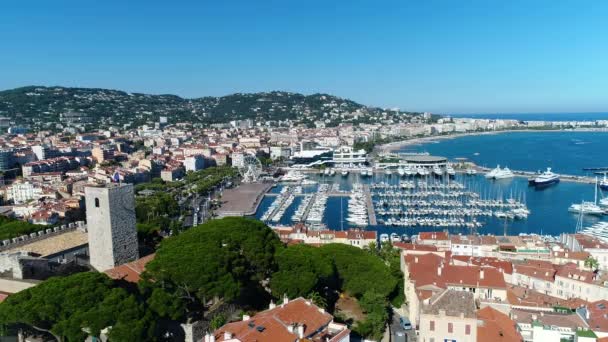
418 231 449 240
587 300 608 332
215 298 341 342
394 242 438 252
104 253 155 283
477 307 522 342
452 256 514 275
404 253 506 289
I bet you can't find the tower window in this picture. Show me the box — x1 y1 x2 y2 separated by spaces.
94 198 100 207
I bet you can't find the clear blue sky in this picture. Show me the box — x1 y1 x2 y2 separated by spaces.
2 0 608 114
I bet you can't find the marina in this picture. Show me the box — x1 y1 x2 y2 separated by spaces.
254 133 608 238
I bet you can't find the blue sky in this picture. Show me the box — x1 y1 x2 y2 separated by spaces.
1 0 608 114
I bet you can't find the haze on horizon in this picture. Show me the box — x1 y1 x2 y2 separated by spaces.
1 0 608 114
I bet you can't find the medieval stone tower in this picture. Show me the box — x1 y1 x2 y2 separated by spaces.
85 183 138 271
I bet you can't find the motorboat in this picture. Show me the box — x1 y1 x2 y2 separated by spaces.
403 165 414 177
432 165 443 176
397 167 405 177
380 233 389 243
341 170 349 177
385 168 393 176
532 167 560 186
466 169 477 175
446 165 456 176
390 233 400 243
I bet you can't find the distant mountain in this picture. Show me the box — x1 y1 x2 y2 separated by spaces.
0 86 424 130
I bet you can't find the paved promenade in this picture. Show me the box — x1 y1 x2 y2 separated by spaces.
216 182 273 217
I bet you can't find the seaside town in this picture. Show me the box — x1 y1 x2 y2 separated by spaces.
0 97 607 342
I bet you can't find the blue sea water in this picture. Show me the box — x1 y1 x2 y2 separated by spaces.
255 131 608 238
401 131 608 177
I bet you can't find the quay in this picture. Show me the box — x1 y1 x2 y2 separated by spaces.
266 191 350 197
216 182 273 217
472 165 597 184
363 185 377 225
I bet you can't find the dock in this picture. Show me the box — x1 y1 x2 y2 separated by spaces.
472 166 598 184
266 191 350 197
363 185 377 225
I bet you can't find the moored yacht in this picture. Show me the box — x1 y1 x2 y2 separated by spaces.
397 167 405 177
599 173 608 191
341 170 349 177
532 167 560 186
493 167 514 180
485 165 502 179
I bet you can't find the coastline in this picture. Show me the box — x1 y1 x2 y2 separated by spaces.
379 127 608 152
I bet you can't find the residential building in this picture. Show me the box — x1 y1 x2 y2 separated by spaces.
418 290 477 342
210 297 350 342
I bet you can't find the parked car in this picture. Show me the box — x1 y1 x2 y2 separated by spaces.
400 317 412 330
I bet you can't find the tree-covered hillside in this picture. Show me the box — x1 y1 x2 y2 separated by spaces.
0 86 423 130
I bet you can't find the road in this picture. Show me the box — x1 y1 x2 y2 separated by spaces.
390 310 417 342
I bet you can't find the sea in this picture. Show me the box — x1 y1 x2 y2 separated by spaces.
254 130 608 238
448 112 608 122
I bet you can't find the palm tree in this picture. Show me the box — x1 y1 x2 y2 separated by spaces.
584 257 599 270
308 291 328 309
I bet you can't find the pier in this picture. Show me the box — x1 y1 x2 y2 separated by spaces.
363 185 377 225
472 165 598 184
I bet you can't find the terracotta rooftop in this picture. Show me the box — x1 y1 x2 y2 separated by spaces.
452 255 513 274
393 242 438 252
104 253 156 283
418 231 449 241
506 285 588 309
587 300 608 333
477 307 522 342
511 309 587 330
214 298 347 342
421 290 476 319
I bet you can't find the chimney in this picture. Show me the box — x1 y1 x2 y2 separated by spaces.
283 294 289 305
269 300 276 310
565 252 569 258
223 332 232 340
437 266 442 276
242 314 250 321
319 307 325 314
480 269 485 280
297 324 305 339
415 256 419 263
287 324 295 334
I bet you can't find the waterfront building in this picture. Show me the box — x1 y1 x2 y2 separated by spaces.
274 225 376 249
331 146 367 165
85 183 138 272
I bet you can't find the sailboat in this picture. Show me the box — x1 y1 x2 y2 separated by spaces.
568 177 605 215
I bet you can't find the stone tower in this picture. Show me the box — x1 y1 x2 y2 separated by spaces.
85 183 138 271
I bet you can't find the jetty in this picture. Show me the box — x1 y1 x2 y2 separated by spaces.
363 185 377 225
471 165 597 184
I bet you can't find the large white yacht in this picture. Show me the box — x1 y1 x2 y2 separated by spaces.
532 167 560 186
485 165 502 179
493 167 514 179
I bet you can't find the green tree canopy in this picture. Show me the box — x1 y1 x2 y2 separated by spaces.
270 244 335 299
144 217 283 306
0 272 155 342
